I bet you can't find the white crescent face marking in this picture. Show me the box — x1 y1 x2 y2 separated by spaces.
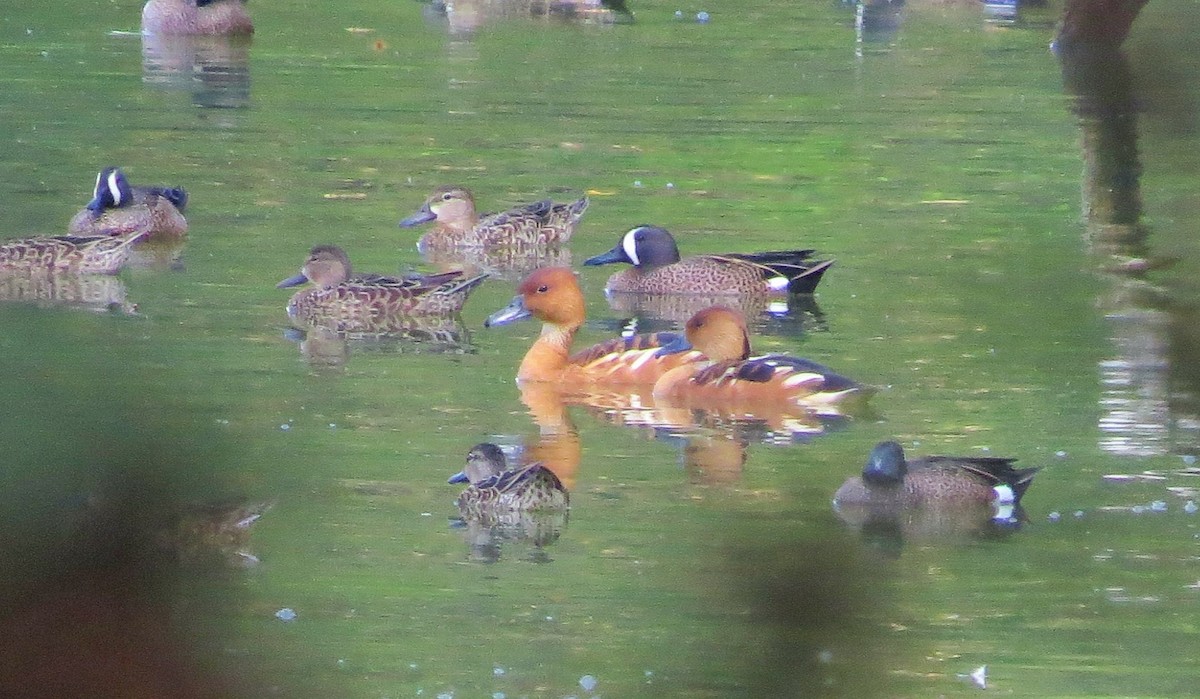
106 169 123 206
622 228 642 266
92 171 104 199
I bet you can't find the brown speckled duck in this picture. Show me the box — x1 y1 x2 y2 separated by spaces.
833 441 1040 510
400 185 588 249
276 245 487 332
584 225 833 295
68 167 188 240
448 443 569 516
0 230 148 275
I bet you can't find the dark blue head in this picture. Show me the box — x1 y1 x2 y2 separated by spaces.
862 440 907 487
85 167 133 214
155 186 189 212
584 225 681 269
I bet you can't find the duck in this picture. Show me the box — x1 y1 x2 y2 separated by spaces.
652 305 867 411
141 0 254 35
584 225 834 296
276 245 487 333
448 443 570 517
0 230 148 275
399 185 588 249
484 266 704 385
833 440 1040 510
68 167 188 240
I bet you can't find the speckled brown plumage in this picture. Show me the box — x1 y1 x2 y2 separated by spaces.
278 245 487 334
833 441 1040 508
402 185 588 248
68 168 188 240
0 231 146 275
585 225 833 295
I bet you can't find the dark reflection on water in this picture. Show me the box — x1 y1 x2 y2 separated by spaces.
141 33 251 112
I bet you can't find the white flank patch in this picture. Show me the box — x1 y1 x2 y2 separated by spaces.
106 169 124 206
993 484 1015 504
781 372 820 389
628 348 655 371
768 299 789 314
622 228 641 266
766 275 789 292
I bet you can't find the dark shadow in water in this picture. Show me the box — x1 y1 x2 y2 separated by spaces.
142 34 251 112
1056 37 1199 457
0 309 305 697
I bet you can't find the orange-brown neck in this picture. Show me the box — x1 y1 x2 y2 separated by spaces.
516 322 579 382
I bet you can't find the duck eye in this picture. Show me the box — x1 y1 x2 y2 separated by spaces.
536 285 549 293
441 192 454 201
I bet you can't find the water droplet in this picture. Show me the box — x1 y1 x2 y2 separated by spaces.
1047 511 1061 522
1151 500 1168 512
1185 500 1198 514
696 11 710 22
579 674 598 692
275 608 296 622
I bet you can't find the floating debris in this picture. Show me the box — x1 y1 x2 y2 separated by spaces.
955 664 987 689
579 674 598 692
275 607 296 622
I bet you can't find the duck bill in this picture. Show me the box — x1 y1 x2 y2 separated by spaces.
85 194 105 215
398 205 436 228
582 245 630 266
447 471 469 484
484 296 532 327
276 272 310 289
655 333 694 357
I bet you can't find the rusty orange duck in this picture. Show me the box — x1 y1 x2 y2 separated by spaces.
652 305 869 412
484 266 703 385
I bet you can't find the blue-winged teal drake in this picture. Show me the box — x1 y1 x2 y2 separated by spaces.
276 245 487 332
142 0 254 35
69 167 188 240
400 185 588 249
653 306 867 411
833 441 1040 509
0 230 148 275
449 443 570 516
584 225 833 295
485 267 704 385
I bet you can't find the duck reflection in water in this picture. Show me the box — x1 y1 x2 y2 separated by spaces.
142 33 251 111
833 440 1041 552
282 318 476 371
0 270 138 315
447 442 570 563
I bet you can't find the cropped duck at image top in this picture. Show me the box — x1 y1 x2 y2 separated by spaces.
484 266 704 385
0 230 148 275
141 0 254 35
277 245 487 332
653 306 868 411
68 167 188 240
833 441 1040 511
399 185 588 249
584 225 833 295
448 443 570 516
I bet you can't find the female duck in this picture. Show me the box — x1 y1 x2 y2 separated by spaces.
69 167 188 239
400 185 588 249
584 225 833 295
277 245 487 332
448 443 569 516
142 0 253 35
833 440 1040 509
484 266 703 385
653 306 867 411
0 230 148 275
